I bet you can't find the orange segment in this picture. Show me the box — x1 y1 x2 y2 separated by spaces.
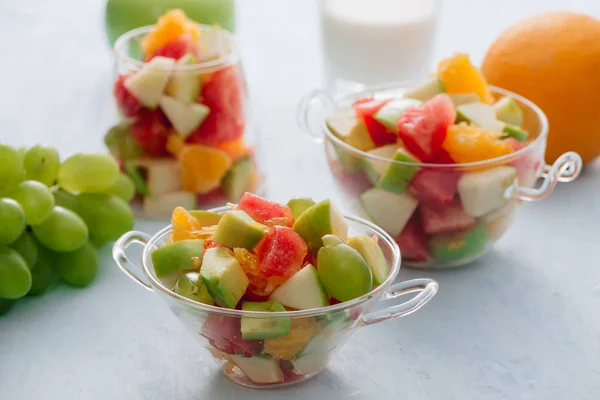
263 318 321 360
170 206 201 242
141 9 201 57
216 139 250 162
180 144 232 193
438 53 494 104
166 134 185 156
442 123 514 163
234 248 284 297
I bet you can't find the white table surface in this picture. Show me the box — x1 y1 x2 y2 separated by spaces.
1 0 599 399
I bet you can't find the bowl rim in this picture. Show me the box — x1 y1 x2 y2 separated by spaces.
113 24 240 72
322 84 549 169
140 206 402 318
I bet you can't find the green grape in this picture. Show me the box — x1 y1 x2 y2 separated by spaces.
0 297 15 316
31 206 88 252
0 246 32 299
23 144 61 186
56 242 98 287
104 122 143 161
9 231 38 269
106 172 135 202
0 144 23 196
77 193 134 245
58 153 119 193
0 198 26 245
16 147 28 163
9 180 55 225
54 189 81 215
27 244 55 296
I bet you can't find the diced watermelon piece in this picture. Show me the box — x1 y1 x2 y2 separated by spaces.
396 94 456 162
201 314 262 356
130 110 170 156
419 200 476 235
238 192 293 227
395 216 429 262
114 74 142 117
353 98 396 146
408 169 460 208
145 33 198 61
187 66 245 146
255 226 308 277
434 148 456 164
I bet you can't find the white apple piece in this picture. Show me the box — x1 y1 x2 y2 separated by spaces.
270 264 329 309
124 56 175 109
143 191 197 218
458 166 517 217
159 95 210 138
360 188 418 236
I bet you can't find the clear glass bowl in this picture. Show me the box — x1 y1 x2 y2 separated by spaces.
112 206 438 389
108 25 264 217
297 84 583 269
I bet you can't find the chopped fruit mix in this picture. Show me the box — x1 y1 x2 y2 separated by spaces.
325 53 541 267
152 193 389 385
106 10 259 217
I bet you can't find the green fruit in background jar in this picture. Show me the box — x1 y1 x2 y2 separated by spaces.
104 0 236 46
317 237 373 302
0 246 32 299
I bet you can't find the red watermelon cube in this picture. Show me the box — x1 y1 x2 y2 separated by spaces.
145 33 198 61
396 94 456 162
114 74 142 117
353 98 397 146
419 200 476 235
201 314 262 356
238 192 294 226
395 216 429 262
408 169 460 208
255 226 308 278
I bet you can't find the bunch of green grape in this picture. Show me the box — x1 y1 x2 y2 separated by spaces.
0 143 135 316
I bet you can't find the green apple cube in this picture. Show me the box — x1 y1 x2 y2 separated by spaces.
429 223 488 263
143 191 196 218
270 264 330 310
362 144 399 185
317 241 373 301
230 354 283 384
173 271 214 305
458 166 517 217
360 188 418 236
326 109 375 172
373 98 421 133
124 56 175 109
456 102 503 132
212 210 266 250
188 210 222 227
292 199 348 256
240 300 291 340
221 156 254 201
376 148 421 194
494 96 523 127
404 78 445 101
501 124 529 142
292 334 330 375
200 247 249 308
287 197 315 220
346 234 389 286
449 93 480 107
166 53 202 103
151 239 205 277
159 95 210 138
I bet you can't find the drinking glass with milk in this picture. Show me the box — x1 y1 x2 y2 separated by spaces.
320 0 439 95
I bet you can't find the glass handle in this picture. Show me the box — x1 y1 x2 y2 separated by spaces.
296 89 334 144
362 278 439 326
507 151 583 202
112 230 153 291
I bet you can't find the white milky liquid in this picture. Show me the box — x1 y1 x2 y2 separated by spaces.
321 0 438 88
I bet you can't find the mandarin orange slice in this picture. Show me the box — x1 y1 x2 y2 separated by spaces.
438 53 494 104
179 144 232 193
442 123 514 164
141 9 201 57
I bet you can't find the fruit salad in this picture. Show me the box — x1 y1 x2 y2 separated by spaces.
151 193 390 385
106 10 260 217
324 53 544 268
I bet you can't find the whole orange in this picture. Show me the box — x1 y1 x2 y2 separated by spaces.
482 11 600 165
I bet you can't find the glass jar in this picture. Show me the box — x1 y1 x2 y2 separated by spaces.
107 25 264 218
104 0 236 46
297 84 582 269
